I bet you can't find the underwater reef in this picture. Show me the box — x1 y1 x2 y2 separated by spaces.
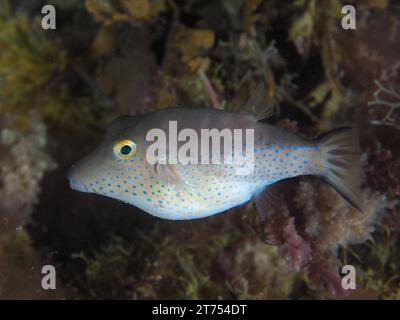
0 0 399 299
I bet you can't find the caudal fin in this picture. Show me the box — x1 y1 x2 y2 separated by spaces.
318 127 363 211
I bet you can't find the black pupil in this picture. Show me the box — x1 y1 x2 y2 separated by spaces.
120 145 132 155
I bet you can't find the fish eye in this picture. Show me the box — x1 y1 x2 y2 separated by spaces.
120 145 132 155
113 139 137 160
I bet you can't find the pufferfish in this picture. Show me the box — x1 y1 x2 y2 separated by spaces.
68 92 362 220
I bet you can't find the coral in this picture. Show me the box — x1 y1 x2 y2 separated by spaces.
0 14 67 112
0 2 127 131
293 179 393 296
368 80 400 131
0 115 56 232
0 0 398 300
0 229 66 299
295 180 386 253
72 219 300 300
288 0 346 128
248 178 390 297
71 236 137 299
214 235 298 299
306 254 344 297
85 0 166 25
69 222 233 299
346 211 400 299
209 36 296 117
278 215 312 272
365 148 400 198
276 118 300 134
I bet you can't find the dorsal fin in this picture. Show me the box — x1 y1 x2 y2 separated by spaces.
106 114 145 137
243 83 275 121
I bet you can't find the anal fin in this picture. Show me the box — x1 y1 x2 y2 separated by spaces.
249 185 283 245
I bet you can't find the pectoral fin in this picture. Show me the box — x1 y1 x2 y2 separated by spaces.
154 163 195 202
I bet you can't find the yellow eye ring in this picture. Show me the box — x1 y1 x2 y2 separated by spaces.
113 139 137 160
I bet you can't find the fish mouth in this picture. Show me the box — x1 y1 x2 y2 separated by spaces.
67 165 84 192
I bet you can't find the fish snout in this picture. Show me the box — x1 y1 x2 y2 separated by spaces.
67 165 83 192
67 146 109 194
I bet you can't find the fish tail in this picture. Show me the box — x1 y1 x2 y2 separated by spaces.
317 127 363 211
